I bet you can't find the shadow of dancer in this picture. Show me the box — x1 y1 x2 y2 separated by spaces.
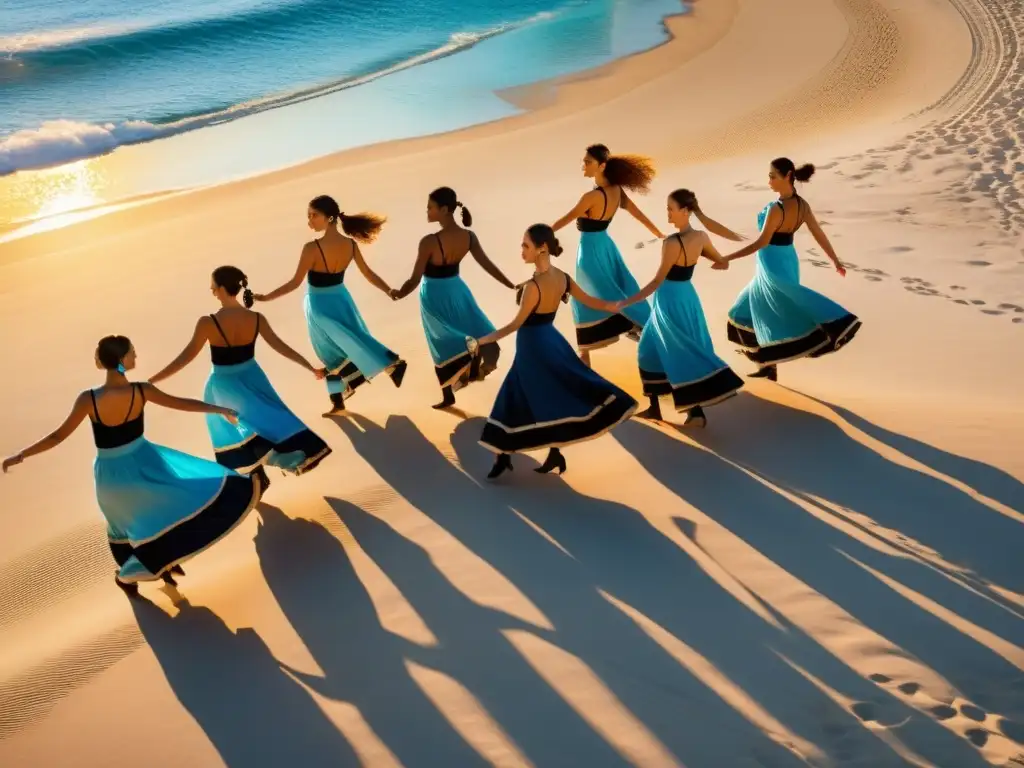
132 597 360 767
325 496 636 767
332 412 823 767
253 503 491 768
806 394 1024 515
612 418 1022 765
690 393 1024 598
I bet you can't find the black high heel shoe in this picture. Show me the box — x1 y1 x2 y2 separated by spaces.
114 573 140 597
534 448 567 475
323 392 346 417
749 365 777 381
432 385 456 410
389 360 408 388
487 453 513 479
683 405 706 428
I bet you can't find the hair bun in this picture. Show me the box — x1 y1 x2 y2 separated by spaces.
550 238 564 257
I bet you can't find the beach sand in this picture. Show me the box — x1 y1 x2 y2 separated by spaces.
2 0 1023 765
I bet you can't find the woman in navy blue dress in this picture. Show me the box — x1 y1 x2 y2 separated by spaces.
468 224 638 480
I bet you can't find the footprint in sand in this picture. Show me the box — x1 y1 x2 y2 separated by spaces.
899 682 921 695
998 303 1024 312
862 267 888 276
966 728 989 747
967 260 992 267
960 704 987 722
888 245 914 253
1013 317 1023 324
982 309 1005 315
931 704 958 720
865 275 884 281
971 299 986 305
951 285 966 290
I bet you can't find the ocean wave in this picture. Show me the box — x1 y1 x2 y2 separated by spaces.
0 12 553 176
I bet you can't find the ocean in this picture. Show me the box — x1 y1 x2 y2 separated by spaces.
0 0 685 228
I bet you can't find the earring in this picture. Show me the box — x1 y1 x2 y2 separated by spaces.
117 363 126 374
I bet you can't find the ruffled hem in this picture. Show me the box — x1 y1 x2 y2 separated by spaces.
435 342 500 388
215 429 331 476
479 394 637 454
640 366 745 411
575 313 641 351
108 473 261 583
726 319 831 365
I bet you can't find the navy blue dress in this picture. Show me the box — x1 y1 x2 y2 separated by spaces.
480 271 638 454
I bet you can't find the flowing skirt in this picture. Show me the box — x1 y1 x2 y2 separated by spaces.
305 283 400 400
420 275 499 389
204 359 331 475
98 437 260 582
727 244 861 365
639 280 744 411
572 231 651 350
480 319 638 453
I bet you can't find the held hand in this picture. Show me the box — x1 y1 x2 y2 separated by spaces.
711 260 729 270
608 300 627 314
835 262 847 277
2 453 24 473
221 409 240 425
252 293 266 302
388 289 400 301
313 367 327 380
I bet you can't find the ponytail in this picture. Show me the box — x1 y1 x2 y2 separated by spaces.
585 144 656 193
771 157 816 184
309 194 386 243
429 186 472 226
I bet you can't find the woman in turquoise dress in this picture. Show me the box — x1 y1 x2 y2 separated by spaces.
552 144 744 366
618 189 744 427
468 224 637 480
390 187 516 409
253 195 407 415
149 266 332 486
2 335 260 594
723 158 860 381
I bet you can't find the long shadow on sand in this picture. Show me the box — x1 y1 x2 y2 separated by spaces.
807 394 1024 515
331 412 980 766
611 413 1024 762
253 503 492 768
132 597 361 767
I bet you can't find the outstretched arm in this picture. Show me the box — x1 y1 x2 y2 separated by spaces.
391 236 431 299
694 205 744 242
803 205 846 276
257 314 324 376
468 232 515 289
352 242 392 295
148 318 209 384
700 233 730 270
552 191 598 232
474 282 540 347
254 247 313 302
621 192 665 239
568 276 624 314
141 383 238 420
622 237 679 307
3 392 90 471
722 206 782 262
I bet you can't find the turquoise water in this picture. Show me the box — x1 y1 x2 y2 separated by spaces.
0 0 684 231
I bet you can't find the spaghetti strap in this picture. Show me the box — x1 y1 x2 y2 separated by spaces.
676 232 689 264
435 233 446 264
597 186 608 219
137 382 147 404
210 315 231 346
314 239 330 271
89 390 101 423
122 385 136 425
252 313 261 342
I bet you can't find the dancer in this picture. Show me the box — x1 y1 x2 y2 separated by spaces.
253 195 406 415
149 266 332 482
468 224 637 479
390 187 515 409
723 158 860 381
551 144 743 366
2 336 260 594
618 189 744 427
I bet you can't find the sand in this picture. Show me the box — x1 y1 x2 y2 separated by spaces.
1 0 1023 765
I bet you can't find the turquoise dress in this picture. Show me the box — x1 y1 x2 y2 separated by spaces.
482 274 637 453
304 240 401 401
571 187 651 350
204 314 331 475
638 235 744 411
91 384 260 583
419 233 499 389
727 198 861 364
